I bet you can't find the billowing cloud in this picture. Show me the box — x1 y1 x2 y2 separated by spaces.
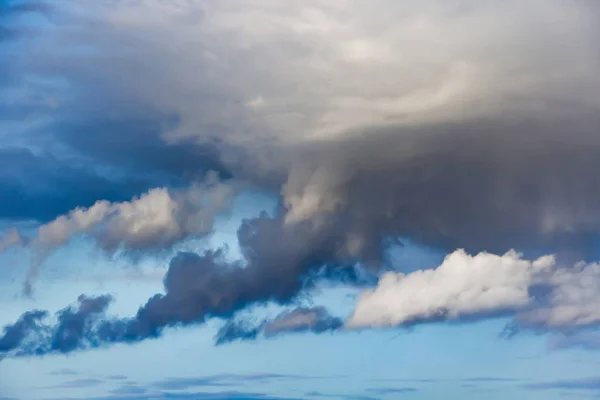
346 249 600 332
216 306 343 344
0 241 339 356
3 0 599 259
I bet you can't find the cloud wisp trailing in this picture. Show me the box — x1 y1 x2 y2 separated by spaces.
216 306 343 345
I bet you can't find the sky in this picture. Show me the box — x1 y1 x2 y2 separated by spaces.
1 0 600 399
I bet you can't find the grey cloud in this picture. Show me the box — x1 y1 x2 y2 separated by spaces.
0 309 47 353
0 295 111 356
2 0 600 258
216 306 343 345
6 0 600 259
0 220 355 356
548 331 600 351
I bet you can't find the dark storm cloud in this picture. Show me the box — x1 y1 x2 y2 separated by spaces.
282 113 600 260
3 0 600 258
0 215 358 356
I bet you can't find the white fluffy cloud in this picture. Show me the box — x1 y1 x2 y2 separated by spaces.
30 177 234 256
346 249 600 331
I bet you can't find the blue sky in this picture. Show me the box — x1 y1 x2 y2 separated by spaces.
1 1 600 399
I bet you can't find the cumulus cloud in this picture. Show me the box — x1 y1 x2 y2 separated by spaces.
216 306 343 344
0 174 235 294
346 249 600 332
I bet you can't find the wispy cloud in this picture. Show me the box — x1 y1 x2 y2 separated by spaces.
523 377 600 391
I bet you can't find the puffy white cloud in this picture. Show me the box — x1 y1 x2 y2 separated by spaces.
346 249 600 331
